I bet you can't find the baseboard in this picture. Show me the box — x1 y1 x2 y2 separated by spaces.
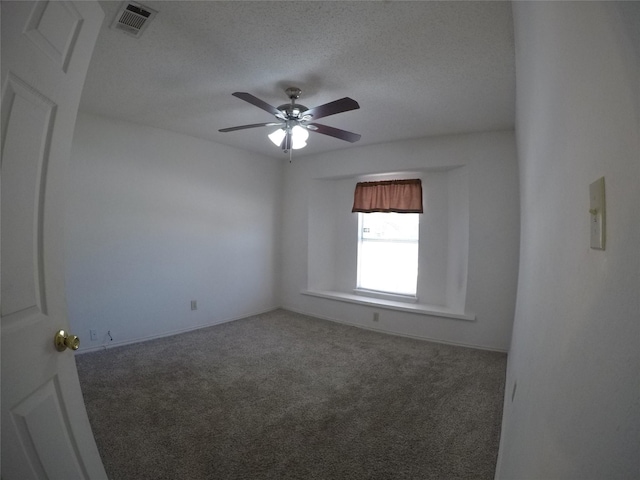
75 306 281 355
75 305 507 355
281 305 508 353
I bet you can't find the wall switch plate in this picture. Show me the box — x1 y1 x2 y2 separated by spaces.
589 177 605 250
90 329 98 341
190 300 197 311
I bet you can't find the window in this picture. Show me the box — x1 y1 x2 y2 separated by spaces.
356 212 419 297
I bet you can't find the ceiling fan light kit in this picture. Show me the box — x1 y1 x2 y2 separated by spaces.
219 86 361 154
268 125 309 150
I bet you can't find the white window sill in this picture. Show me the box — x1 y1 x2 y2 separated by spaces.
301 289 476 321
352 288 418 303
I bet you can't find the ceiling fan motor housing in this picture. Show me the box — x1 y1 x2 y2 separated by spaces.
278 103 308 119
278 86 306 119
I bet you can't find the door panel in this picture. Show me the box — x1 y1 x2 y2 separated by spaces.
1 1 106 479
23 0 84 72
1 73 55 316
11 377 87 480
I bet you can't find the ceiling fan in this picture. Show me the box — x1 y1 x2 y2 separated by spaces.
219 87 361 152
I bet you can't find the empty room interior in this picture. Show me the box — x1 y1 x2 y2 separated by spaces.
1 1 639 479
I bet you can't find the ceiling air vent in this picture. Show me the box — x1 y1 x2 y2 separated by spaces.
111 2 157 38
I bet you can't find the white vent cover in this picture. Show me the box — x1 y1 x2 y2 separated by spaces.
111 2 157 38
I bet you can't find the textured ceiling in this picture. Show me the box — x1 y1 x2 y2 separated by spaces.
80 1 516 159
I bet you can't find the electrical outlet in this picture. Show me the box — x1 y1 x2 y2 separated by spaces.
373 312 379 322
90 329 98 341
190 300 197 311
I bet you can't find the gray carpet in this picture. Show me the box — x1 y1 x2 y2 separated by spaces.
76 309 506 479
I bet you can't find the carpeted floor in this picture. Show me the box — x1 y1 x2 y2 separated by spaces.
76 309 506 479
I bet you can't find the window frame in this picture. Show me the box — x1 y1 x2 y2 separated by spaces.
355 211 420 300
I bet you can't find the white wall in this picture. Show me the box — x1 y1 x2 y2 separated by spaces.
282 131 520 351
496 2 640 478
446 166 469 312
66 113 282 351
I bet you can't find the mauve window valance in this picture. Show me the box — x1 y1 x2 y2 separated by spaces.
351 179 423 213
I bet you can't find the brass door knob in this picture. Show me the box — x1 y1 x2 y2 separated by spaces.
54 330 80 352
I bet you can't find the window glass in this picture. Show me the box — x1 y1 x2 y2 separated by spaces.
357 212 419 296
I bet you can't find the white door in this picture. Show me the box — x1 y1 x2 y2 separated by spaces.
1 1 106 478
